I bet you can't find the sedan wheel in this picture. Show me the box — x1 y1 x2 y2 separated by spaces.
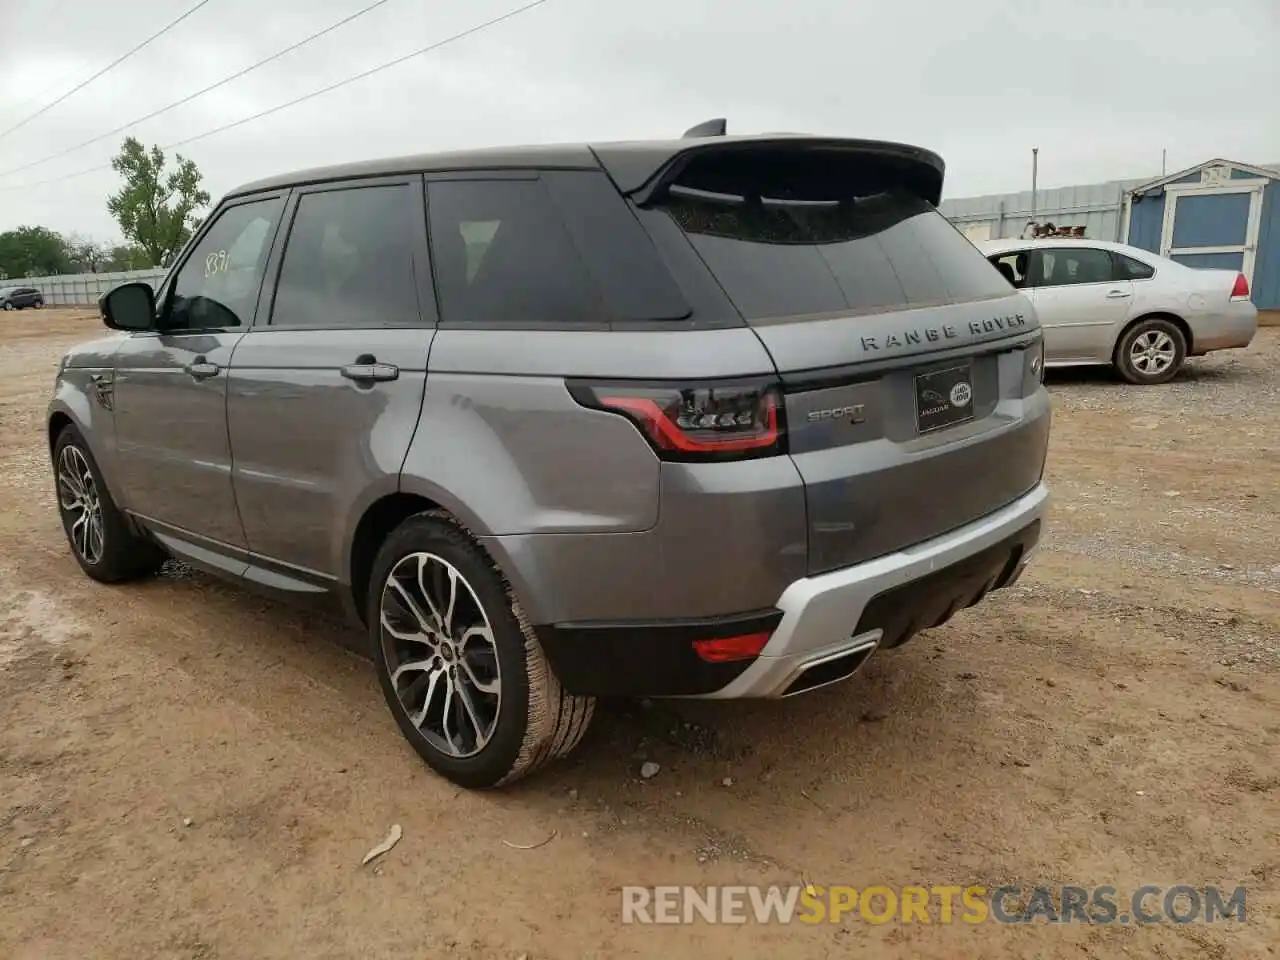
1129 330 1177 377
1115 318 1186 385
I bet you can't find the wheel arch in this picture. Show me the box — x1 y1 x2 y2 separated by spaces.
1113 311 1193 364
48 410 75 456
346 481 531 629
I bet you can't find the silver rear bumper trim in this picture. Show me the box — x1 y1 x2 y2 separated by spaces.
700 482 1049 699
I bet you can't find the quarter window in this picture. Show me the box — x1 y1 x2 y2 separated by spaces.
989 251 1030 288
427 179 600 326
271 185 420 328
1114 253 1155 280
166 197 283 331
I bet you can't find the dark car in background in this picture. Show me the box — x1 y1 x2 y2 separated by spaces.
0 286 45 310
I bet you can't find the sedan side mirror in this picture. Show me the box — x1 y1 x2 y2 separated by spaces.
100 282 156 331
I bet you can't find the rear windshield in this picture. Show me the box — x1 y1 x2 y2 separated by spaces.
657 185 1009 320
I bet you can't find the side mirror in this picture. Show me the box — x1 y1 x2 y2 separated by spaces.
100 282 156 331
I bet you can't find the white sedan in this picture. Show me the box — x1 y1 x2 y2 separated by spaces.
976 237 1257 384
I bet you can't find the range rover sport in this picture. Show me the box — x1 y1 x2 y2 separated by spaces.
48 123 1051 788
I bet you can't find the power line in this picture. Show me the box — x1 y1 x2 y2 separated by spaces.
0 0 395 180
0 0 549 194
171 0 548 150
0 0 214 143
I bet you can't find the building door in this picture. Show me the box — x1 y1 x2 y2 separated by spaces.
1160 166 1266 286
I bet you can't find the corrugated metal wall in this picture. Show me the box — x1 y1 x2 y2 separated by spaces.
10 268 166 306
940 176 1153 242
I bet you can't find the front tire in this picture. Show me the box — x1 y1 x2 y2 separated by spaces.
368 512 594 788
1115 318 1186 385
53 425 166 582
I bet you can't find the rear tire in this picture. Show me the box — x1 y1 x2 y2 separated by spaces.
367 511 594 788
53 425 167 582
1115 318 1186 385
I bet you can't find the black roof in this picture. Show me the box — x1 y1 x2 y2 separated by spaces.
227 133 946 204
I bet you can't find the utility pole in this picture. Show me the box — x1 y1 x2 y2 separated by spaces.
1162 148 1167 176
1031 147 1039 222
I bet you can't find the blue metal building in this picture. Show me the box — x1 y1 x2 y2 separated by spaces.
1122 159 1280 309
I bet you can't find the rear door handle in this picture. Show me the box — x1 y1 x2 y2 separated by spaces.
341 354 399 383
1106 290 1132 299
185 357 220 379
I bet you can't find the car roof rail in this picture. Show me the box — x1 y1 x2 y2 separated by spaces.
682 118 727 138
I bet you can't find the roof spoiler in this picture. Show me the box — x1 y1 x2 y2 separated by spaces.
682 118 727 138
597 137 946 207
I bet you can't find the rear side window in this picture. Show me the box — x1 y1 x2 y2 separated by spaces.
1029 247 1113 287
654 183 1009 321
1114 253 1155 280
271 184 420 328
428 179 600 327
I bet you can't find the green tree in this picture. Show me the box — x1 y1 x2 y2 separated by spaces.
66 234 107 273
103 243 151 272
0 225 72 278
106 137 209 268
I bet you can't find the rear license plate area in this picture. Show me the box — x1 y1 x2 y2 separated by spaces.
913 361 975 434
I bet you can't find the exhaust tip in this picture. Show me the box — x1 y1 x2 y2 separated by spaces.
781 636 879 697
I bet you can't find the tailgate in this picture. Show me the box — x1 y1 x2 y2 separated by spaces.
765 299 1049 573
642 144 1050 573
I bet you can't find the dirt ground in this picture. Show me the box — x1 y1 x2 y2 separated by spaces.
1 310 1277 960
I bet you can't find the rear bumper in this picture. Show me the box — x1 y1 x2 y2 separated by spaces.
536 483 1047 699
1190 301 1257 353
703 482 1047 698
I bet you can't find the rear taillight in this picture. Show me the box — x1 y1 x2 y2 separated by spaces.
569 379 785 461
1231 273 1250 300
692 631 772 663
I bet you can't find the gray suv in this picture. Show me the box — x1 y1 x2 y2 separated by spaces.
48 126 1051 788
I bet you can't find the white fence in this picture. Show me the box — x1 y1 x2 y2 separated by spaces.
15 268 167 306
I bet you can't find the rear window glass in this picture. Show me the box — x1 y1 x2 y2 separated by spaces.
428 179 600 327
657 188 1009 320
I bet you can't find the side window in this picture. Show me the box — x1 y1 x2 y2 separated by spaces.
271 184 420 328
166 197 283 331
1029 247 1113 287
1114 253 1155 280
427 178 600 326
989 252 1029 288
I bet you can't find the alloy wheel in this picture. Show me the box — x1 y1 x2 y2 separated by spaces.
1130 329 1176 376
57 445 104 564
378 552 502 759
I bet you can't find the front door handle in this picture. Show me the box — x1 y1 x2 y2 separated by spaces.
185 357 220 379
341 354 399 383
1106 290 1132 299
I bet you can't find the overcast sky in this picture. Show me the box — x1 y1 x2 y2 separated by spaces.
1 0 1276 240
